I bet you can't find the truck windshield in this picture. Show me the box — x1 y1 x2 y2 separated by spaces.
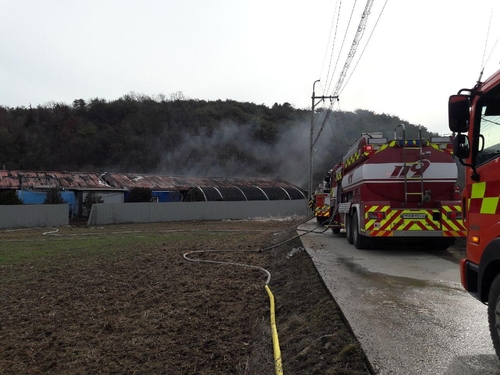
478 89 500 165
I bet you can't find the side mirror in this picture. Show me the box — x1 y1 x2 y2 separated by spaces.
453 134 470 159
449 95 470 133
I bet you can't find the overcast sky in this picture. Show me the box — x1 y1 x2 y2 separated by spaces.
1 0 499 136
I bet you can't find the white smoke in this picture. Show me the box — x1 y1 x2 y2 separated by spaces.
158 119 311 188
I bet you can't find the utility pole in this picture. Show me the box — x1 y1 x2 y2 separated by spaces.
309 80 337 200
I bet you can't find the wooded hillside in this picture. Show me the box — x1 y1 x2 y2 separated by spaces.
0 93 438 189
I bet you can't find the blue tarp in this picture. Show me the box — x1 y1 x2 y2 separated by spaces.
152 191 181 202
124 190 182 202
17 190 76 208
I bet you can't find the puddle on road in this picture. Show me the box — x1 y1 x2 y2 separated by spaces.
337 254 460 291
331 254 467 326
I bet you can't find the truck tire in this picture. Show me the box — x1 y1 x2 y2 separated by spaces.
488 275 500 359
433 238 455 250
352 213 370 250
316 216 328 225
346 214 353 244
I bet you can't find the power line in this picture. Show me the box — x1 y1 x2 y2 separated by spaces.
315 0 390 153
311 0 389 195
326 0 358 95
339 0 390 96
321 0 341 82
323 0 345 95
314 0 374 152
332 102 351 149
309 80 337 199
326 111 349 155
313 147 332 163
330 0 374 98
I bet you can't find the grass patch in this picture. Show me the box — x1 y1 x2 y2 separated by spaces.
0 230 231 266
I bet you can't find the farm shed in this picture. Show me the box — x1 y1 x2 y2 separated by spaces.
102 173 306 202
0 170 124 217
0 170 306 206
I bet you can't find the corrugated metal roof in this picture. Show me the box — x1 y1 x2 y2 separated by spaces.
101 173 301 191
0 171 305 198
0 170 116 190
0 171 20 189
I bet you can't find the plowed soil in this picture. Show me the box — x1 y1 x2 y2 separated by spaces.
0 218 370 375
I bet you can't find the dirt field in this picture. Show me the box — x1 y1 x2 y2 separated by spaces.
0 218 371 375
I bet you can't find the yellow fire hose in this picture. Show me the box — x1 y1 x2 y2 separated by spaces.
183 249 284 372
265 284 283 375
182 214 330 375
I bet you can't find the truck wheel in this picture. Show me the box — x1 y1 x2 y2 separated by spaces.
352 213 370 250
433 238 455 250
488 275 500 359
346 215 353 244
331 227 341 234
316 216 328 225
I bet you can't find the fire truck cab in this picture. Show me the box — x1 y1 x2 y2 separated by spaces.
449 69 500 358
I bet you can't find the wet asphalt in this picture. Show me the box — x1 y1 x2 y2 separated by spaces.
297 220 500 375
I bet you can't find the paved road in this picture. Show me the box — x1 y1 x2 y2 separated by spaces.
298 220 500 375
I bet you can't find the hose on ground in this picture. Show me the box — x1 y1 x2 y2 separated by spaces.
259 212 336 252
182 213 333 375
183 249 272 284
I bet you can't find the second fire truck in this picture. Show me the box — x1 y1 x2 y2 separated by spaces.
448 68 500 358
320 127 465 249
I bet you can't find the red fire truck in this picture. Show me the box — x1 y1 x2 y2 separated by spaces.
311 170 333 224
448 68 500 357
327 128 465 249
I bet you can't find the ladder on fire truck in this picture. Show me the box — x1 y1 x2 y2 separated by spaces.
394 124 425 206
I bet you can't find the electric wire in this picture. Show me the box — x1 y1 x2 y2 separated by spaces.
315 1 354 153
323 0 345 95
481 9 494 71
330 0 374 99
333 102 352 149
326 0 358 95
313 105 338 148
327 109 349 152
339 0 390 96
484 39 498 71
314 147 333 164
321 0 341 84
315 1 373 149
320 103 349 150
315 0 387 156
312 103 352 177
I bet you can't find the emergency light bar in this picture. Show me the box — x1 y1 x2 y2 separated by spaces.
395 140 422 147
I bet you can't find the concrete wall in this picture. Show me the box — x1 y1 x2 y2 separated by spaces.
0 204 69 229
88 200 309 225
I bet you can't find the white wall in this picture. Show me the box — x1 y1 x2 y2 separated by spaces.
88 200 308 225
0 204 69 229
